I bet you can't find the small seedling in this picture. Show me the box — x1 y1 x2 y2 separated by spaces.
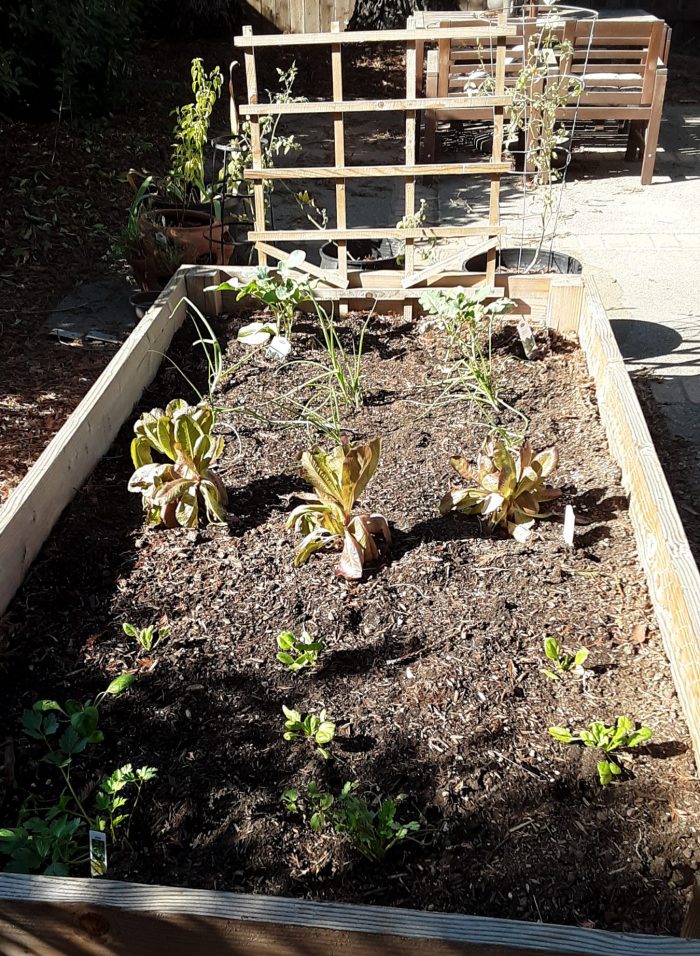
542 637 589 681
282 780 421 860
0 676 156 875
122 622 171 654
549 716 652 785
282 706 335 759
276 630 324 672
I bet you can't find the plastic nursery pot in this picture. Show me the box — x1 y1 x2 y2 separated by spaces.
319 238 403 272
464 247 583 276
129 290 159 320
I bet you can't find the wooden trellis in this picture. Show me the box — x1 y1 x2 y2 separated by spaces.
233 17 515 316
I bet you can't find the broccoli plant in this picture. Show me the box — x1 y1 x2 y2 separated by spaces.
0 676 157 875
549 717 652 785
282 780 421 861
287 436 391 580
541 637 589 681
282 706 335 759
209 251 315 342
276 629 324 672
128 399 227 528
440 439 560 542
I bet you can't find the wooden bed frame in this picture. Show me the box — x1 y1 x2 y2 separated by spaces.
1 265 700 951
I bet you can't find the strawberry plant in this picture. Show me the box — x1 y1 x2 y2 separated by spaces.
0 676 156 875
287 436 391 580
440 439 560 542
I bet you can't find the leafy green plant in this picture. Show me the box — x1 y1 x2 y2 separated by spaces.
542 637 588 681
282 706 335 759
549 717 652 786
440 439 560 542
419 284 515 410
287 436 391 580
1 0 141 120
166 57 223 211
95 764 157 842
282 781 421 861
122 622 171 654
209 252 316 342
128 399 227 528
217 64 325 230
0 676 156 875
277 629 324 672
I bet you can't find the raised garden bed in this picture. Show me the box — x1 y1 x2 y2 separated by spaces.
1 268 700 954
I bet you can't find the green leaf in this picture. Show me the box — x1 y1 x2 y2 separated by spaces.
597 760 613 786
548 726 574 744
105 674 135 696
122 623 138 637
626 727 652 748
573 648 589 668
543 637 560 662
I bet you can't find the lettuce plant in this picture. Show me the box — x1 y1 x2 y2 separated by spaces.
440 439 560 542
287 436 391 580
549 717 652 785
128 399 227 528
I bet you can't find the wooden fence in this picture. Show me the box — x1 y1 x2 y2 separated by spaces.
243 0 355 34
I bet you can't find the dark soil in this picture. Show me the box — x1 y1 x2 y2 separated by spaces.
1 311 699 936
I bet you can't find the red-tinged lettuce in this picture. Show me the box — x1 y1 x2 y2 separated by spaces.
287 436 391 580
440 439 560 542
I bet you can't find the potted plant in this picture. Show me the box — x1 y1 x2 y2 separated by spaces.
212 63 328 265
134 57 233 287
465 22 585 276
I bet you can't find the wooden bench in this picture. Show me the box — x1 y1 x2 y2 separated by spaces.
418 12 670 185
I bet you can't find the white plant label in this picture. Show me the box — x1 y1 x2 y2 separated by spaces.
266 335 292 362
563 505 575 547
89 829 108 877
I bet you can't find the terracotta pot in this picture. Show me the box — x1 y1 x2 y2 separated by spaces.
139 209 234 289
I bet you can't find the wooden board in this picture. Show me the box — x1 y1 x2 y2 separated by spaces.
1 872 699 956
0 270 188 619
234 25 517 48
243 162 512 179
239 95 513 115
578 280 700 763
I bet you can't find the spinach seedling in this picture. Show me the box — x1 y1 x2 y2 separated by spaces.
276 629 324 672
282 706 335 759
282 780 421 860
542 637 589 681
123 622 171 654
549 716 652 785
